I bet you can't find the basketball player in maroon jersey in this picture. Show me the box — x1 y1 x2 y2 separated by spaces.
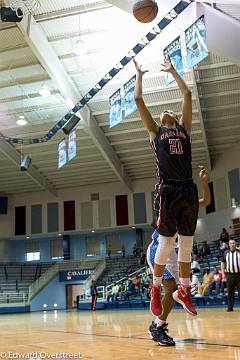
134 57 199 317
148 167 210 346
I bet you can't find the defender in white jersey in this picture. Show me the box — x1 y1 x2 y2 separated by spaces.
147 167 211 346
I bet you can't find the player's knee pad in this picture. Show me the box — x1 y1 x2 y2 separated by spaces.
178 235 193 263
154 235 176 266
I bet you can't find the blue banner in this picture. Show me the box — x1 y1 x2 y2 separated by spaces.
163 36 185 86
109 89 123 128
124 75 137 118
58 139 67 169
59 269 95 282
185 15 208 69
68 129 77 162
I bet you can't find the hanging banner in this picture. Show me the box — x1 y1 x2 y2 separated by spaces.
58 139 67 169
68 129 77 162
163 36 185 86
185 15 208 69
124 75 137 118
109 89 123 128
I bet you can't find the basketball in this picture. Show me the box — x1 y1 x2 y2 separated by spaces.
133 0 158 23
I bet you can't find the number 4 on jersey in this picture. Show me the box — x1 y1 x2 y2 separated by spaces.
169 139 183 154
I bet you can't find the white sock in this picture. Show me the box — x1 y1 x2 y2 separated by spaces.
153 276 162 287
180 277 190 287
154 318 166 327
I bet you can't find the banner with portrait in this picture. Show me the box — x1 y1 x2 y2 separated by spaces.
109 89 123 128
185 15 208 69
58 139 67 169
163 36 185 86
124 75 137 118
68 129 77 162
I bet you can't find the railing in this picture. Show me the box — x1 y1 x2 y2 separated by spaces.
104 265 147 300
0 292 28 305
28 263 59 301
78 264 147 302
28 259 106 302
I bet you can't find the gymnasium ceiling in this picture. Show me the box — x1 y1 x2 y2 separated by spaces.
0 0 239 195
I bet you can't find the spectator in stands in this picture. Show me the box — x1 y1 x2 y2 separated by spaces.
107 244 111 258
208 266 222 295
191 255 201 273
122 244 126 257
125 276 131 288
140 251 146 265
192 241 198 256
141 272 151 294
107 282 120 302
197 269 211 296
201 241 210 256
196 251 204 263
220 241 228 254
133 243 138 257
90 279 98 311
220 228 229 243
123 279 138 300
191 269 199 296
132 275 141 290
138 245 144 254
220 275 227 295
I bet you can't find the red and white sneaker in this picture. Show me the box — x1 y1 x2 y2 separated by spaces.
173 285 197 316
150 285 162 316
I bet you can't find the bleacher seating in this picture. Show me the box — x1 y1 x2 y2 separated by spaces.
95 237 240 311
0 263 53 303
97 256 142 286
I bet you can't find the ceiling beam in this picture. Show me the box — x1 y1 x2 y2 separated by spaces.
91 98 190 114
201 89 240 99
105 0 186 16
35 2 113 22
204 114 240 124
206 124 240 133
0 140 57 196
192 70 211 170
196 2 240 66
198 73 240 84
17 14 132 192
202 103 240 112
106 128 203 137
208 134 240 143
92 85 195 104
98 110 200 126
198 61 235 70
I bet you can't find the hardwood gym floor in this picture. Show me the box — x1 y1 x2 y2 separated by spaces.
0 308 239 359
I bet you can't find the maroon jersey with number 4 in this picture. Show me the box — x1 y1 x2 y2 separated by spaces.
151 124 192 181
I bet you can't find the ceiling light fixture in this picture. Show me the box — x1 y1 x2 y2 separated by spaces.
16 115 27 126
39 85 51 97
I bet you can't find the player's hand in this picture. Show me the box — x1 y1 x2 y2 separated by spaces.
198 166 209 183
133 58 148 76
160 58 174 73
